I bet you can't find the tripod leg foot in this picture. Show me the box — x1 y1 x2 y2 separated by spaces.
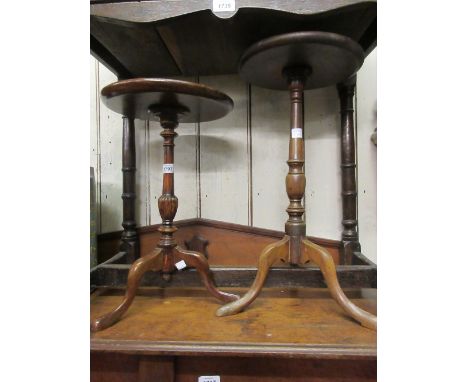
174 246 239 303
91 249 163 332
216 236 289 317
302 239 377 330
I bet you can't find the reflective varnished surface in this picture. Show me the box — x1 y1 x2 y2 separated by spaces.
101 78 234 123
91 287 377 359
239 31 364 90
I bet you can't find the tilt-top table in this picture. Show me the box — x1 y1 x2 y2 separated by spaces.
216 31 377 330
91 79 239 331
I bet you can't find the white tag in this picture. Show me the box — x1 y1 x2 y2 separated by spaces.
175 260 187 270
163 164 174 173
291 128 303 138
212 0 235 12
198 377 220 382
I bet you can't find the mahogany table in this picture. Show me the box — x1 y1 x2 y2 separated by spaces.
91 79 239 331
216 32 377 330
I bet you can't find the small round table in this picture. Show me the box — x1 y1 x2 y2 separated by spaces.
216 31 377 330
91 78 239 332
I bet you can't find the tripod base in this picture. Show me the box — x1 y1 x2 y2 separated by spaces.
216 237 377 331
91 247 239 332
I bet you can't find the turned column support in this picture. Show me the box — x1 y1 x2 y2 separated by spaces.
120 116 139 262
154 110 180 280
337 75 361 264
283 67 310 264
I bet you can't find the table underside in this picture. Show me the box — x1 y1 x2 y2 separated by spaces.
91 2 376 78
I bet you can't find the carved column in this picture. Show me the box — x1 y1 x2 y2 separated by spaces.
120 117 139 262
157 112 179 280
284 67 309 264
337 75 361 264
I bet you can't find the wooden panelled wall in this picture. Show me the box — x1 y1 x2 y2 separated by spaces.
90 50 377 262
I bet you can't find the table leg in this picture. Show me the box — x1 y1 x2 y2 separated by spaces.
216 236 289 317
120 116 139 262
174 246 239 303
337 77 361 264
91 249 163 332
302 238 376 330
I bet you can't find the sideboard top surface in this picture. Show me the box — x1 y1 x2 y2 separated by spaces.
91 0 377 79
91 286 377 359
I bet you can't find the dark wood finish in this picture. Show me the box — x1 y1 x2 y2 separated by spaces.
90 1 376 78
338 76 361 264
97 218 343 266
138 356 174 382
91 263 376 290
100 78 233 123
92 352 375 382
91 287 376 381
92 79 238 331
239 32 364 90
120 117 139 262
175 356 375 382
218 33 376 329
184 234 209 259
92 220 376 289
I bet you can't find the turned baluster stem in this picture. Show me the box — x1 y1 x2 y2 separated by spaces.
121 116 138 262
283 67 310 264
337 76 360 264
156 112 179 277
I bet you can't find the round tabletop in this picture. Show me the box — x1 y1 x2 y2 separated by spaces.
239 31 364 90
101 78 234 123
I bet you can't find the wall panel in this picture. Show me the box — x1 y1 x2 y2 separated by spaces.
304 86 342 240
199 75 249 224
134 119 149 227
357 49 377 263
97 65 123 233
90 58 100 229
250 86 289 231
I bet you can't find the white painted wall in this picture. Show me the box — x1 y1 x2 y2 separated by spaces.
90 49 377 262
357 49 377 262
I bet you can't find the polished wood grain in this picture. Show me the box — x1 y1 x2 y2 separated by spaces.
101 78 233 123
93 79 237 331
302 239 376 330
218 33 376 329
91 287 376 380
239 32 364 90
216 236 290 317
91 288 377 382
91 287 376 358
91 249 163 331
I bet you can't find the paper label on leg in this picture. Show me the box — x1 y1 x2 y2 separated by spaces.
199 377 220 382
175 260 187 270
212 0 235 12
163 164 174 173
291 128 303 138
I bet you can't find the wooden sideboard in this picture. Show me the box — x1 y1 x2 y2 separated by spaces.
91 287 376 381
